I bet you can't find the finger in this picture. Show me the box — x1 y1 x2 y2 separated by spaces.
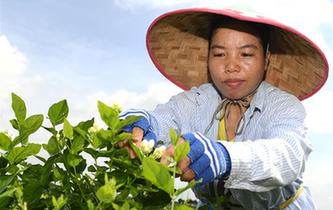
128 147 137 159
160 145 174 165
177 156 191 172
132 127 144 144
180 168 195 182
122 145 136 159
177 138 185 145
116 139 128 148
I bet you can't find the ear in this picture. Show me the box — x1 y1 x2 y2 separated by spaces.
264 51 271 71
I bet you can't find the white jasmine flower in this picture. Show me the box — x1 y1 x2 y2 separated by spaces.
140 139 155 155
168 162 176 168
151 145 166 159
111 103 122 114
88 123 102 134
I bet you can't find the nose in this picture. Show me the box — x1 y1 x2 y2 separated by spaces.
225 57 240 73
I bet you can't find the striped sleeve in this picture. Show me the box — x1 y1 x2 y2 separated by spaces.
149 88 200 145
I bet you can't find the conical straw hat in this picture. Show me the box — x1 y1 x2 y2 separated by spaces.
146 7 329 100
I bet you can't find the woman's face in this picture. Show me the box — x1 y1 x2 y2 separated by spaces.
208 22 269 99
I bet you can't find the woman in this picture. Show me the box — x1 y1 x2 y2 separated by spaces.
120 7 328 210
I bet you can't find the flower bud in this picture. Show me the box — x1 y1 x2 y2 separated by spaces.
151 145 166 159
111 103 122 114
140 139 155 154
88 123 102 134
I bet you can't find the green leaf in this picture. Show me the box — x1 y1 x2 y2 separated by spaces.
53 167 64 181
11 93 26 123
96 174 117 204
23 179 43 205
52 194 67 210
11 115 43 147
84 148 100 160
169 128 179 146
6 165 19 175
9 119 19 130
0 196 11 209
20 114 44 139
111 157 138 172
97 101 119 128
48 99 69 126
117 115 142 130
112 201 131 210
42 126 57 135
128 140 144 161
0 157 8 168
9 136 23 149
63 118 73 139
43 136 59 155
76 118 94 132
91 135 102 149
174 141 190 163
0 187 16 199
40 156 57 183
0 133 11 151
174 180 196 197
87 165 96 172
112 132 132 144
0 175 15 194
142 157 174 195
75 158 87 174
34 155 46 163
70 136 85 154
87 199 96 210
137 189 171 209
66 153 83 167
175 205 194 210
6 143 41 164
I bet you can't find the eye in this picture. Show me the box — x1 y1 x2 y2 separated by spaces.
241 52 254 57
210 47 226 57
213 53 225 57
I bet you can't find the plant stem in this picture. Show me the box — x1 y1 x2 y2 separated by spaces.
170 161 177 210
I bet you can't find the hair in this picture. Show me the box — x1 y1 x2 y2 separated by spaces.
209 17 270 55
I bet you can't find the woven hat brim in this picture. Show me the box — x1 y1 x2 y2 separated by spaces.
146 8 329 100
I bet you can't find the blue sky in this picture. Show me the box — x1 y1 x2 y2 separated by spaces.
1 0 333 208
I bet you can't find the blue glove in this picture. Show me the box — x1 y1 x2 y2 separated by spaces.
119 109 157 142
182 132 231 185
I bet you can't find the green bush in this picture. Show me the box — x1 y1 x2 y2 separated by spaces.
0 93 196 210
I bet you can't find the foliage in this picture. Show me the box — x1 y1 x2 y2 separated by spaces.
0 93 196 210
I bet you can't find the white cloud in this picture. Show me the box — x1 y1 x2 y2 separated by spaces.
113 0 195 10
0 35 45 99
303 88 333 134
0 35 45 131
304 160 333 210
303 32 333 134
0 35 26 76
68 82 182 125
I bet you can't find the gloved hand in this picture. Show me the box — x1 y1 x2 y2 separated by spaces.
119 109 157 142
182 131 231 185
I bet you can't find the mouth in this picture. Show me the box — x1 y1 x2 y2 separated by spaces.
223 79 245 89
